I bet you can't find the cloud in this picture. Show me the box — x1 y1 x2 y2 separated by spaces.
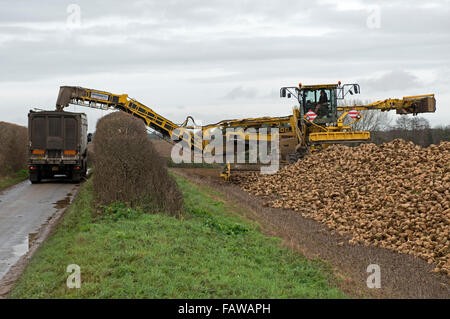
223 86 258 100
0 0 449 127
360 70 422 91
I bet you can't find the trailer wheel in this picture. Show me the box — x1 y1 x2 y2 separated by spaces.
72 173 81 183
82 160 87 177
30 172 41 184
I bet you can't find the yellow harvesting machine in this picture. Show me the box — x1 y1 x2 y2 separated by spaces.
54 83 436 180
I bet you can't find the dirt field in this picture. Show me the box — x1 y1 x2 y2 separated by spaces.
171 167 450 299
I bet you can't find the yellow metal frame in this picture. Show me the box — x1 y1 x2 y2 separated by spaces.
338 94 435 114
309 131 370 143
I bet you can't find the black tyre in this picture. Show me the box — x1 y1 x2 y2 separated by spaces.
72 173 81 183
82 161 87 177
29 172 41 184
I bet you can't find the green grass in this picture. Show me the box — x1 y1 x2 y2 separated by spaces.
9 174 346 299
167 157 222 168
0 169 28 190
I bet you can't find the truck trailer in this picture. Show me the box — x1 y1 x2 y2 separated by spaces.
28 110 88 183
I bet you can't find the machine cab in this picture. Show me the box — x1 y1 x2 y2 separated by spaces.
280 82 360 125
300 84 338 124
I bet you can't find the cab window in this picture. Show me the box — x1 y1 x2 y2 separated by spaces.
304 90 316 111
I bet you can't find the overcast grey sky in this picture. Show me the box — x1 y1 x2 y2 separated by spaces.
0 0 449 131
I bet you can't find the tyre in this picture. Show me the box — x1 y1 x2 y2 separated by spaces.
29 172 41 184
72 173 81 183
82 161 87 177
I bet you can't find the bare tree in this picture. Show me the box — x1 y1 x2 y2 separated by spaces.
339 99 392 131
388 115 434 146
410 116 430 131
395 116 410 131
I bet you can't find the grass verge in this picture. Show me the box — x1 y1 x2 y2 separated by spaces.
9 174 346 298
0 169 28 191
167 157 222 169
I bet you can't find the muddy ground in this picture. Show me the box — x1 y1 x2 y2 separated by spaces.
170 167 450 299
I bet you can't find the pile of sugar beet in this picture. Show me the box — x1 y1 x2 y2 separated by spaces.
232 139 450 276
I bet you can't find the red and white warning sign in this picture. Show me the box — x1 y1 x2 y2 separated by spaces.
305 111 317 121
348 109 361 119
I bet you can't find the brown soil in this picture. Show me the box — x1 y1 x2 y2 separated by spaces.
53 196 71 209
171 167 450 299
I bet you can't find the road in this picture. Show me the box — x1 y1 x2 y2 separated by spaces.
0 180 78 281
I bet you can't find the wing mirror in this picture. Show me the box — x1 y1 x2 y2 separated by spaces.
353 85 359 94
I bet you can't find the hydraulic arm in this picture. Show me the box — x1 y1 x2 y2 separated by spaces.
55 86 290 147
337 94 436 114
56 86 181 140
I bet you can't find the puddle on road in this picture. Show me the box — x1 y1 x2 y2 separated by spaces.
53 196 71 209
11 232 38 258
12 236 29 258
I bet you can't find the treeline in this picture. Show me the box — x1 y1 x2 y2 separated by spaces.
342 100 449 147
0 122 28 176
370 116 450 147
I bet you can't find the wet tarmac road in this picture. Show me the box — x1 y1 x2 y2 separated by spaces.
0 179 78 280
